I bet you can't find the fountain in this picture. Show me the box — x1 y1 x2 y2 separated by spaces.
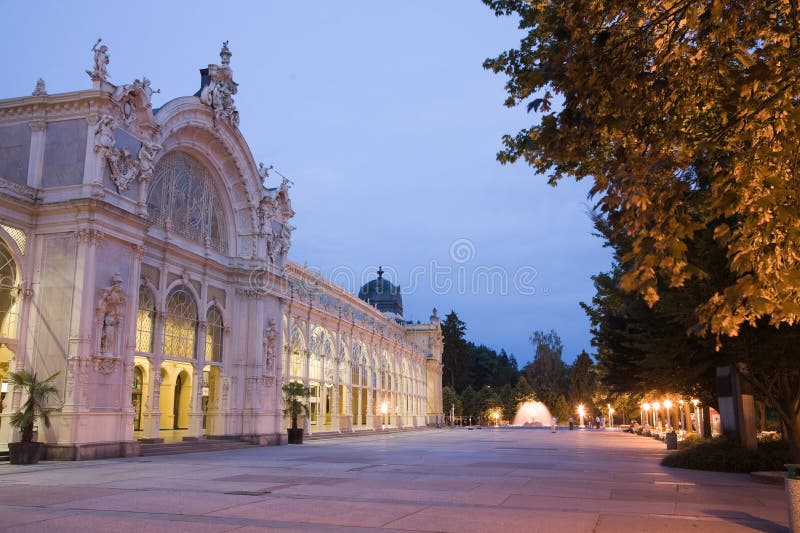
512 401 553 427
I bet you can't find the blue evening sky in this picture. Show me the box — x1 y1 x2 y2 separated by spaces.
1 1 612 365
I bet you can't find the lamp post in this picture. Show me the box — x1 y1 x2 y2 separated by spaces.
380 401 389 430
692 398 700 435
664 399 673 430
652 401 660 429
677 399 685 433
578 404 586 427
642 402 651 428
608 406 615 429
493 410 499 427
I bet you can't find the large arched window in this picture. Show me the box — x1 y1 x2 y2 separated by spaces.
136 287 156 353
0 239 19 340
147 151 228 254
163 286 197 359
205 307 223 362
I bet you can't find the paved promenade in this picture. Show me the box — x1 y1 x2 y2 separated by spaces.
0 428 789 532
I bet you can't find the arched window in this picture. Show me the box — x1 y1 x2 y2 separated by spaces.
136 287 156 353
0 239 19 340
205 307 223 362
163 286 197 359
147 151 228 254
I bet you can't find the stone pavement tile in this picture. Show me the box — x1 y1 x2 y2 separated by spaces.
508 483 613 499
594 514 785 532
674 501 787 524
501 493 676 515
0 507 78 529
49 489 271 515
209 497 424 528
2 515 236 533
0 485 129 506
273 484 510 507
383 505 599 533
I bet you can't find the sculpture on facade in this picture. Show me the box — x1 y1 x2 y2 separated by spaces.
94 115 117 154
87 38 110 81
137 140 162 182
111 77 160 124
95 273 126 361
263 319 277 376
199 41 239 127
32 79 47 96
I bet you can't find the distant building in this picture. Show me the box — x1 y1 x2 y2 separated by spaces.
0 42 442 459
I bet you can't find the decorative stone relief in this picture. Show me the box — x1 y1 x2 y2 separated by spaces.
87 38 110 81
263 319 277 377
95 273 126 358
93 356 120 375
199 41 239 127
111 78 159 125
259 172 295 264
32 79 47 96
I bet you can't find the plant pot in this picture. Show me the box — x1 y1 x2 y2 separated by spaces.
8 442 43 465
287 428 304 444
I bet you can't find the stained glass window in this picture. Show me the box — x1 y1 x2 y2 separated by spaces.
136 287 156 353
205 307 223 362
148 151 228 254
163 286 197 359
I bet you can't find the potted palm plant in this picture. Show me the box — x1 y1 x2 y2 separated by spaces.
8 370 59 465
282 381 309 444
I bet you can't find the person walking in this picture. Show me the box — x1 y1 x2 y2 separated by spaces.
551 416 557 433
568 416 574 430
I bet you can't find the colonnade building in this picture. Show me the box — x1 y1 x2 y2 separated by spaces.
0 43 443 459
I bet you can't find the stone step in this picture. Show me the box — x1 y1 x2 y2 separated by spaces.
0 450 8 462
139 439 255 457
305 426 433 441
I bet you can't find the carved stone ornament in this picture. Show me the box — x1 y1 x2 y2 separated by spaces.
96 273 126 357
199 41 240 127
111 77 160 124
106 147 138 192
87 38 110 81
260 174 295 264
93 355 120 375
32 78 47 96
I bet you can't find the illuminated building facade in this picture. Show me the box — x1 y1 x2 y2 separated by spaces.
0 43 442 459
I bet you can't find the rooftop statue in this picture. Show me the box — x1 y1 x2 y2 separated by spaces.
87 38 110 81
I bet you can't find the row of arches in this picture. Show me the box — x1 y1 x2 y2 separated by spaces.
284 322 427 432
136 284 224 362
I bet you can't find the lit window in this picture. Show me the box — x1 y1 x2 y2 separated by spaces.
163 286 197 359
0 239 19 340
205 307 223 362
136 287 155 353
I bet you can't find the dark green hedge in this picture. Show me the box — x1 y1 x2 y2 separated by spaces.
661 437 790 473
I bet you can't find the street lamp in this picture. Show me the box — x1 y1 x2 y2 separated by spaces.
642 402 651 428
652 401 661 429
692 398 700 435
493 410 500 427
663 399 673 430
608 406 615 428
578 404 586 427
380 401 389 430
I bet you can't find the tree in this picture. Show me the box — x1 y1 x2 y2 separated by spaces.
523 330 568 405
9 370 59 443
460 386 478 421
441 311 471 392
554 395 571 423
476 385 501 425
282 381 310 431
568 351 597 408
442 386 462 420
483 0 800 340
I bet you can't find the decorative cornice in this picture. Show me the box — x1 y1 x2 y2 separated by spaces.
74 228 105 244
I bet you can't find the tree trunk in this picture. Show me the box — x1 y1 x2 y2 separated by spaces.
787 412 800 464
683 402 692 433
758 401 766 432
702 405 712 437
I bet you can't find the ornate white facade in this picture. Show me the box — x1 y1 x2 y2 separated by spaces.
0 43 443 460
